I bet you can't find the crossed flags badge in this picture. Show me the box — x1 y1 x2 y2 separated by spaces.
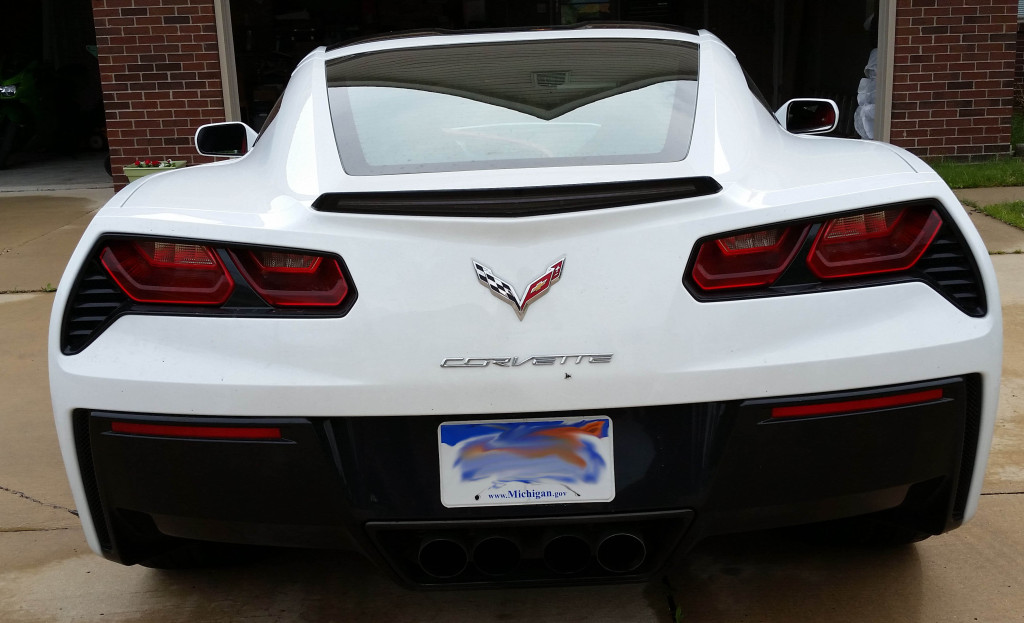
473 258 565 320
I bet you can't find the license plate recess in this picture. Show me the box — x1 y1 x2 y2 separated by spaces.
438 416 614 508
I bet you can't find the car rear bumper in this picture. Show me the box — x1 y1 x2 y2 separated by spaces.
75 375 979 587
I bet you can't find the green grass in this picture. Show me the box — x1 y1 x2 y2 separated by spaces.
962 196 1024 238
930 111 1024 189
932 158 1024 189
931 112 1024 235
979 200 1024 231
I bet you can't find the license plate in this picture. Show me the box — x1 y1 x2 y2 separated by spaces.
438 416 614 508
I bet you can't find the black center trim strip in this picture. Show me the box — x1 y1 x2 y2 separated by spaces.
311 177 722 218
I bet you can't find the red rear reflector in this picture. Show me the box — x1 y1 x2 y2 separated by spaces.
231 249 349 307
807 207 942 279
692 226 808 290
100 240 234 304
771 388 944 419
111 421 282 440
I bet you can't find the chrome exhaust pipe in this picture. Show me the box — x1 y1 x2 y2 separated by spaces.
595 532 646 573
472 536 521 576
543 534 592 574
418 538 468 579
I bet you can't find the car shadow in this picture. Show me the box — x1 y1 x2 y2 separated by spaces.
658 526 924 622
134 526 924 622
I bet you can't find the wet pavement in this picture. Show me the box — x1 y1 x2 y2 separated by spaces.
1 188 1023 622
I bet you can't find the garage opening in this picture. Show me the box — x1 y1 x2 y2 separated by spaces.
0 0 107 175
226 0 882 138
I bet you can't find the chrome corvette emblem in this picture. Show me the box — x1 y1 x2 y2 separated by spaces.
441 354 613 368
473 257 565 320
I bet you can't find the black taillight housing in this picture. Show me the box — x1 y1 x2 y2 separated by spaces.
60 236 358 355
684 202 986 317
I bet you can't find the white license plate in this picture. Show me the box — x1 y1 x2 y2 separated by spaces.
438 416 615 508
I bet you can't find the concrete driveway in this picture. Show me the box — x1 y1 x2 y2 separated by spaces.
1 189 1022 622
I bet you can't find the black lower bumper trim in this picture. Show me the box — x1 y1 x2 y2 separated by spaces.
74 374 980 584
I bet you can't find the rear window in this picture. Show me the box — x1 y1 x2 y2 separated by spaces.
325 38 699 175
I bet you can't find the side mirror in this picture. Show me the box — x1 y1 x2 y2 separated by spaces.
774 99 839 135
194 122 258 157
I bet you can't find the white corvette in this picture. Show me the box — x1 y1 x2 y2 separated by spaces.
50 24 1001 587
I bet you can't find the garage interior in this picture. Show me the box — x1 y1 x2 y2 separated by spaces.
228 0 881 137
0 0 882 181
0 0 105 171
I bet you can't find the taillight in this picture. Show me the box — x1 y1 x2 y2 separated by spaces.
807 207 942 279
691 226 808 290
65 238 357 354
98 240 351 308
100 240 234 304
688 205 948 294
231 249 349 306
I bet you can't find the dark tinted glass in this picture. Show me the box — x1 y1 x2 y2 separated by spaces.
325 38 700 175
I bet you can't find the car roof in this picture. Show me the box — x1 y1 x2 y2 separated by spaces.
324 21 701 53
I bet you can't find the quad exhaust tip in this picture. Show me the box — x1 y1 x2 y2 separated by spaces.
416 531 647 579
596 532 646 573
473 536 522 576
418 538 468 579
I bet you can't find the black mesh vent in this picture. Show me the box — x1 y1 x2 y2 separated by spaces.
951 374 982 522
61 259 129 355
916 227 987 317
73 410 111 550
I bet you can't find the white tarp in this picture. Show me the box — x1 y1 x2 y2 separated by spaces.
854 48 878 140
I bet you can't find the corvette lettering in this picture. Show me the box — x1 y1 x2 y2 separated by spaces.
441 354 613 368
473 258 565 320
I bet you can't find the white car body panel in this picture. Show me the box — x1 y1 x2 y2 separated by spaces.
50 27 1002 565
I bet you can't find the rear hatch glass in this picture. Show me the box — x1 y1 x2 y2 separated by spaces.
325 38 699 175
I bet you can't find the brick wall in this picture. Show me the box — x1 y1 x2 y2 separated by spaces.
89 0 1018 169
92 0 226 190
890 0 1017 160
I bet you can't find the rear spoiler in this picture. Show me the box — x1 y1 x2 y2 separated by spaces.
311 177 722 218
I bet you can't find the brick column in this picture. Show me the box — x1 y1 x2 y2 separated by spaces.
92 0 228 190
890 0 1016 160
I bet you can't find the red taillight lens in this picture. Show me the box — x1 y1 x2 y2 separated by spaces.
100 240 234 304
691 226 808 290
807 207 942 279
231 249 349 307
111 421 282 440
